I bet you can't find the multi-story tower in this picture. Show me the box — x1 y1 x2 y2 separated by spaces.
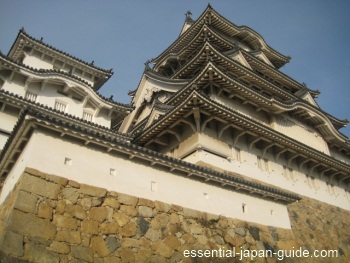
0 28 131 150
120 5 350 210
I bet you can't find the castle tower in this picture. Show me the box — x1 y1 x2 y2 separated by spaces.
120 5 350 210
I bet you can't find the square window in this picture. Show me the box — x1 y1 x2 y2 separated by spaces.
55 100 67 112
25 91 38 102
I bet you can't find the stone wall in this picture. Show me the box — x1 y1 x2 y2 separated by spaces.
0 168 349 262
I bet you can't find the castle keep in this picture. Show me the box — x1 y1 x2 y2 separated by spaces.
0 5 349 262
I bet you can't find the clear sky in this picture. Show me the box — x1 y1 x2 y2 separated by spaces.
1 0 349 138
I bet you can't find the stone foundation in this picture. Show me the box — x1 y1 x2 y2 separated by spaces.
0 168 349 262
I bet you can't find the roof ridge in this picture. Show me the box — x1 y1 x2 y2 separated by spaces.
9 28 113 75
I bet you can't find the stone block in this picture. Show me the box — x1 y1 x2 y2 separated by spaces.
147 255 167 263
120 205 138 217
249 226 260 241
154 201 171 212
92 197 103 207
50 241 70 254
164 235 181 250
223 234 235 246
0 231 24 257
25 236 51 246
114 212 130 227
197 235 208 246
14 190 38 214
79 184 107 197
119 222 137 237
203 212 220 222
138 217 150 236
81 220 99 234
38 201 53 219
117 193 138 206
183 207 202 219
100 222 119 234
169 213 180 224
79 197 92 210
91 236 111 257
53 214 77 230
138 206 154 218
151 240 174 258
235 227 246 236
61 188 79 204
56 230 81 244
68 180 80 188
121 238 140 248
170 204 182 212
145 228 160 242
56 200 65 215
190 224 203 235
89 207 108 222
138 198 155 208
119 247 135 262
277 240 300 250
139 237 152 249
46 173 68 186
10 210 56 240
135 249 153 262
65 204 86 220
71 245 94 262
103 197 120 209
20 173 61 199
105 236 121 253
24 243 59 263
24 167 46 178
182 233 196 244
153 214 170 228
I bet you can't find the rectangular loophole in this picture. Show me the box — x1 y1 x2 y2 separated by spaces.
110 168 116 176
64 158 72 166
151 181 157 192
242 203 247 213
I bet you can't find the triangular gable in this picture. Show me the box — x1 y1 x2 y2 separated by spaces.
229 51 252 70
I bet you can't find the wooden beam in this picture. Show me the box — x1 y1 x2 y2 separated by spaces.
276 149 287 161
249 137 261 150
233 130 246 147
218 123 231 139
193 107 201 132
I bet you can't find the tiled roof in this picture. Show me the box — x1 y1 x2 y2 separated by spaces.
8 28 113 75
0 107 301 203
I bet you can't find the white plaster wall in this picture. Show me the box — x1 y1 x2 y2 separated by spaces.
329 148 350 165
273 115 329 154
0 133 8 151
210 94 269 125
183 149 350 211
1 130 292 229
0 110 18 132
2 79 110 128
23 55 53 70
2 79 26 98
0 133 36 203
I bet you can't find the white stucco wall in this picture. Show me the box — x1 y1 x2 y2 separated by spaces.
183 148 350 211
23 55 52 70
1 76 111 128
0 130 292 229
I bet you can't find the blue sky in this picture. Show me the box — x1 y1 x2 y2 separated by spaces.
1 0 349 138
